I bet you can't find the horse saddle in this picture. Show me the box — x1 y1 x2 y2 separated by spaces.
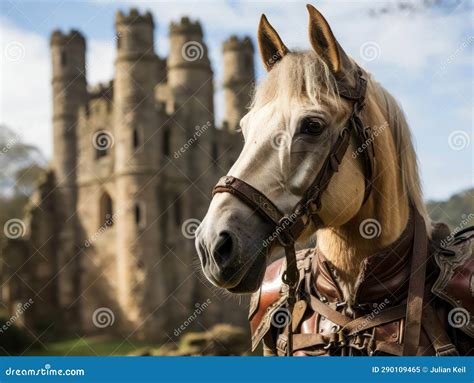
249 222 474 356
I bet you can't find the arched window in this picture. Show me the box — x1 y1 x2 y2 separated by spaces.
100 192 113 227
134 202 146 229
173 195 182 226
163 127 170 157
157 187 169 247
60 50 67 67
132 128 140 149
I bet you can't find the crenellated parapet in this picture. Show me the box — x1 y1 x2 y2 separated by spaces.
50 29 85 46
88 80 113 100
115 8 154 27
167 16 212 92
169 16 203 36
223 35 254 52
115 8 156 62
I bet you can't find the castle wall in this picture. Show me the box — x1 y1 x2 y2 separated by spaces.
6 8 256 343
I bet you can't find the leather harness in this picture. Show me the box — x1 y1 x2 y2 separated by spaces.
210 67 458 355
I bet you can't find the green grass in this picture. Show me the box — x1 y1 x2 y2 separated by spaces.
24 336 159 356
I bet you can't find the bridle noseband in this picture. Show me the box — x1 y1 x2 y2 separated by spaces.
212 67 375 356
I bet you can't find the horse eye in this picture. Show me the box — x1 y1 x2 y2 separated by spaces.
300 117 325 136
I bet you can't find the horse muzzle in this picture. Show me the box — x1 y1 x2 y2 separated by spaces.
195 212 269 293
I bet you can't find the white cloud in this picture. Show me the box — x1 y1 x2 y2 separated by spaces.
0 19 116 159
0 18 52 158
1 1 472 199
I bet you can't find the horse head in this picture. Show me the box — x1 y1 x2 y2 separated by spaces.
196 4 428 295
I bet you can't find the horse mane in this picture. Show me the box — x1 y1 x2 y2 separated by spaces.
370 79 432 234
250 51 431 234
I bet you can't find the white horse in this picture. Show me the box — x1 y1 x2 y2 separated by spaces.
196 5 429 304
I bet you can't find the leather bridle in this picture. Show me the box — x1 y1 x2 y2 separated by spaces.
212 67 375 356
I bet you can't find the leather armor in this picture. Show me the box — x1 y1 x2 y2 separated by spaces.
249 222 474 356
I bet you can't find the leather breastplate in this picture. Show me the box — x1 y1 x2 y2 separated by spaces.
249 218 473 356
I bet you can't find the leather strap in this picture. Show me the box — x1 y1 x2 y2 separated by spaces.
343 304 407 336
310 295 407 336
213 176 285 227
422 304 459 356
402 209 428 355
309 296 351 327
336 68 367 101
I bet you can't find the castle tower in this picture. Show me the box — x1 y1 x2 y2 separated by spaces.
222 36 255 131
165 17 220 329
167 17 216 201
113 9 162 333
50 30 87 321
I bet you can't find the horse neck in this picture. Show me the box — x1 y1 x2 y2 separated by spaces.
316 115 410 298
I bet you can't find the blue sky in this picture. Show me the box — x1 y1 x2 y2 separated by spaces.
0 0 472 200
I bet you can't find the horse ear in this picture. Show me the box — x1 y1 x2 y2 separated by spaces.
306 4 351 75
258 14 290 71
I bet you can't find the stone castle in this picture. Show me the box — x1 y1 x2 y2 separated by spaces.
2 9 255 340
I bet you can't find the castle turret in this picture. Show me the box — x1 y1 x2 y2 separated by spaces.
164 17 219 329
50 30 87 322
167 17 216 187
51 29 87 190
113 9 162 333
222 36 255 131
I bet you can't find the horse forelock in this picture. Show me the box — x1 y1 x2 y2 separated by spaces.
248 50 429 234
250 51 342 116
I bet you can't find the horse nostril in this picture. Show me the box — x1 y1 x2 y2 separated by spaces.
213 231 234 264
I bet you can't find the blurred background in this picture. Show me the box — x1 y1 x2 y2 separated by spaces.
0 0 472 356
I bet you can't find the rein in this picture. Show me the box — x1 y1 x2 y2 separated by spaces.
212 67 375 356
